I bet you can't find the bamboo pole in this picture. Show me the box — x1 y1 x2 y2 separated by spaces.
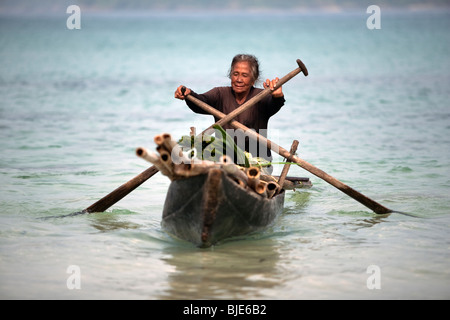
247 167 261 190
255 181 268 197
266 181 279 198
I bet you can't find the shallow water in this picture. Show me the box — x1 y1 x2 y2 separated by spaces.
0 10 449 299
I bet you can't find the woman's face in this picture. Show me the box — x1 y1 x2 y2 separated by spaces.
230 61 255 95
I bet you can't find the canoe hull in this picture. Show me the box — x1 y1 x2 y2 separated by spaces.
161 169 285 247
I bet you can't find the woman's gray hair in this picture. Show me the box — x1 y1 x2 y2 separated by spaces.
228 54 260 84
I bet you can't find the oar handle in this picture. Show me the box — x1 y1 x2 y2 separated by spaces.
296 59 308 76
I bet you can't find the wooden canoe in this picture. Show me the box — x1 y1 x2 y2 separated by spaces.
136 133 311 248
161 168 285 248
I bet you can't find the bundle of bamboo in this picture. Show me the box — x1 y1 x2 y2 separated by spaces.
136 133 283 199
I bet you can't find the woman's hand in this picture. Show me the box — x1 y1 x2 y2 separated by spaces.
263 77 283 98
174 85 191 100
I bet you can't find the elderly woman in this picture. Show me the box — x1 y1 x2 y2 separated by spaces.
175 54 284 167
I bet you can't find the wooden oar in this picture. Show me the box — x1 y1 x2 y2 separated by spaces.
80 60 306 214
80 166 159 213
184 94 393 214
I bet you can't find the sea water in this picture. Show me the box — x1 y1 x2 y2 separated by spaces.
0 10 449 300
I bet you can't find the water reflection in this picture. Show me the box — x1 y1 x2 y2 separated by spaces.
87 211 142 232
283 191 312 214
155 190 394 299
158 237 284 300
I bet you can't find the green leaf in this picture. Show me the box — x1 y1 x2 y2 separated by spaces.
213 124 250 167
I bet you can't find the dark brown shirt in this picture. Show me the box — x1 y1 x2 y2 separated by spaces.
186 86 285 161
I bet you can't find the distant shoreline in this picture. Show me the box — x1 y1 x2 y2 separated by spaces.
1 2 450 17
2 7 450 19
